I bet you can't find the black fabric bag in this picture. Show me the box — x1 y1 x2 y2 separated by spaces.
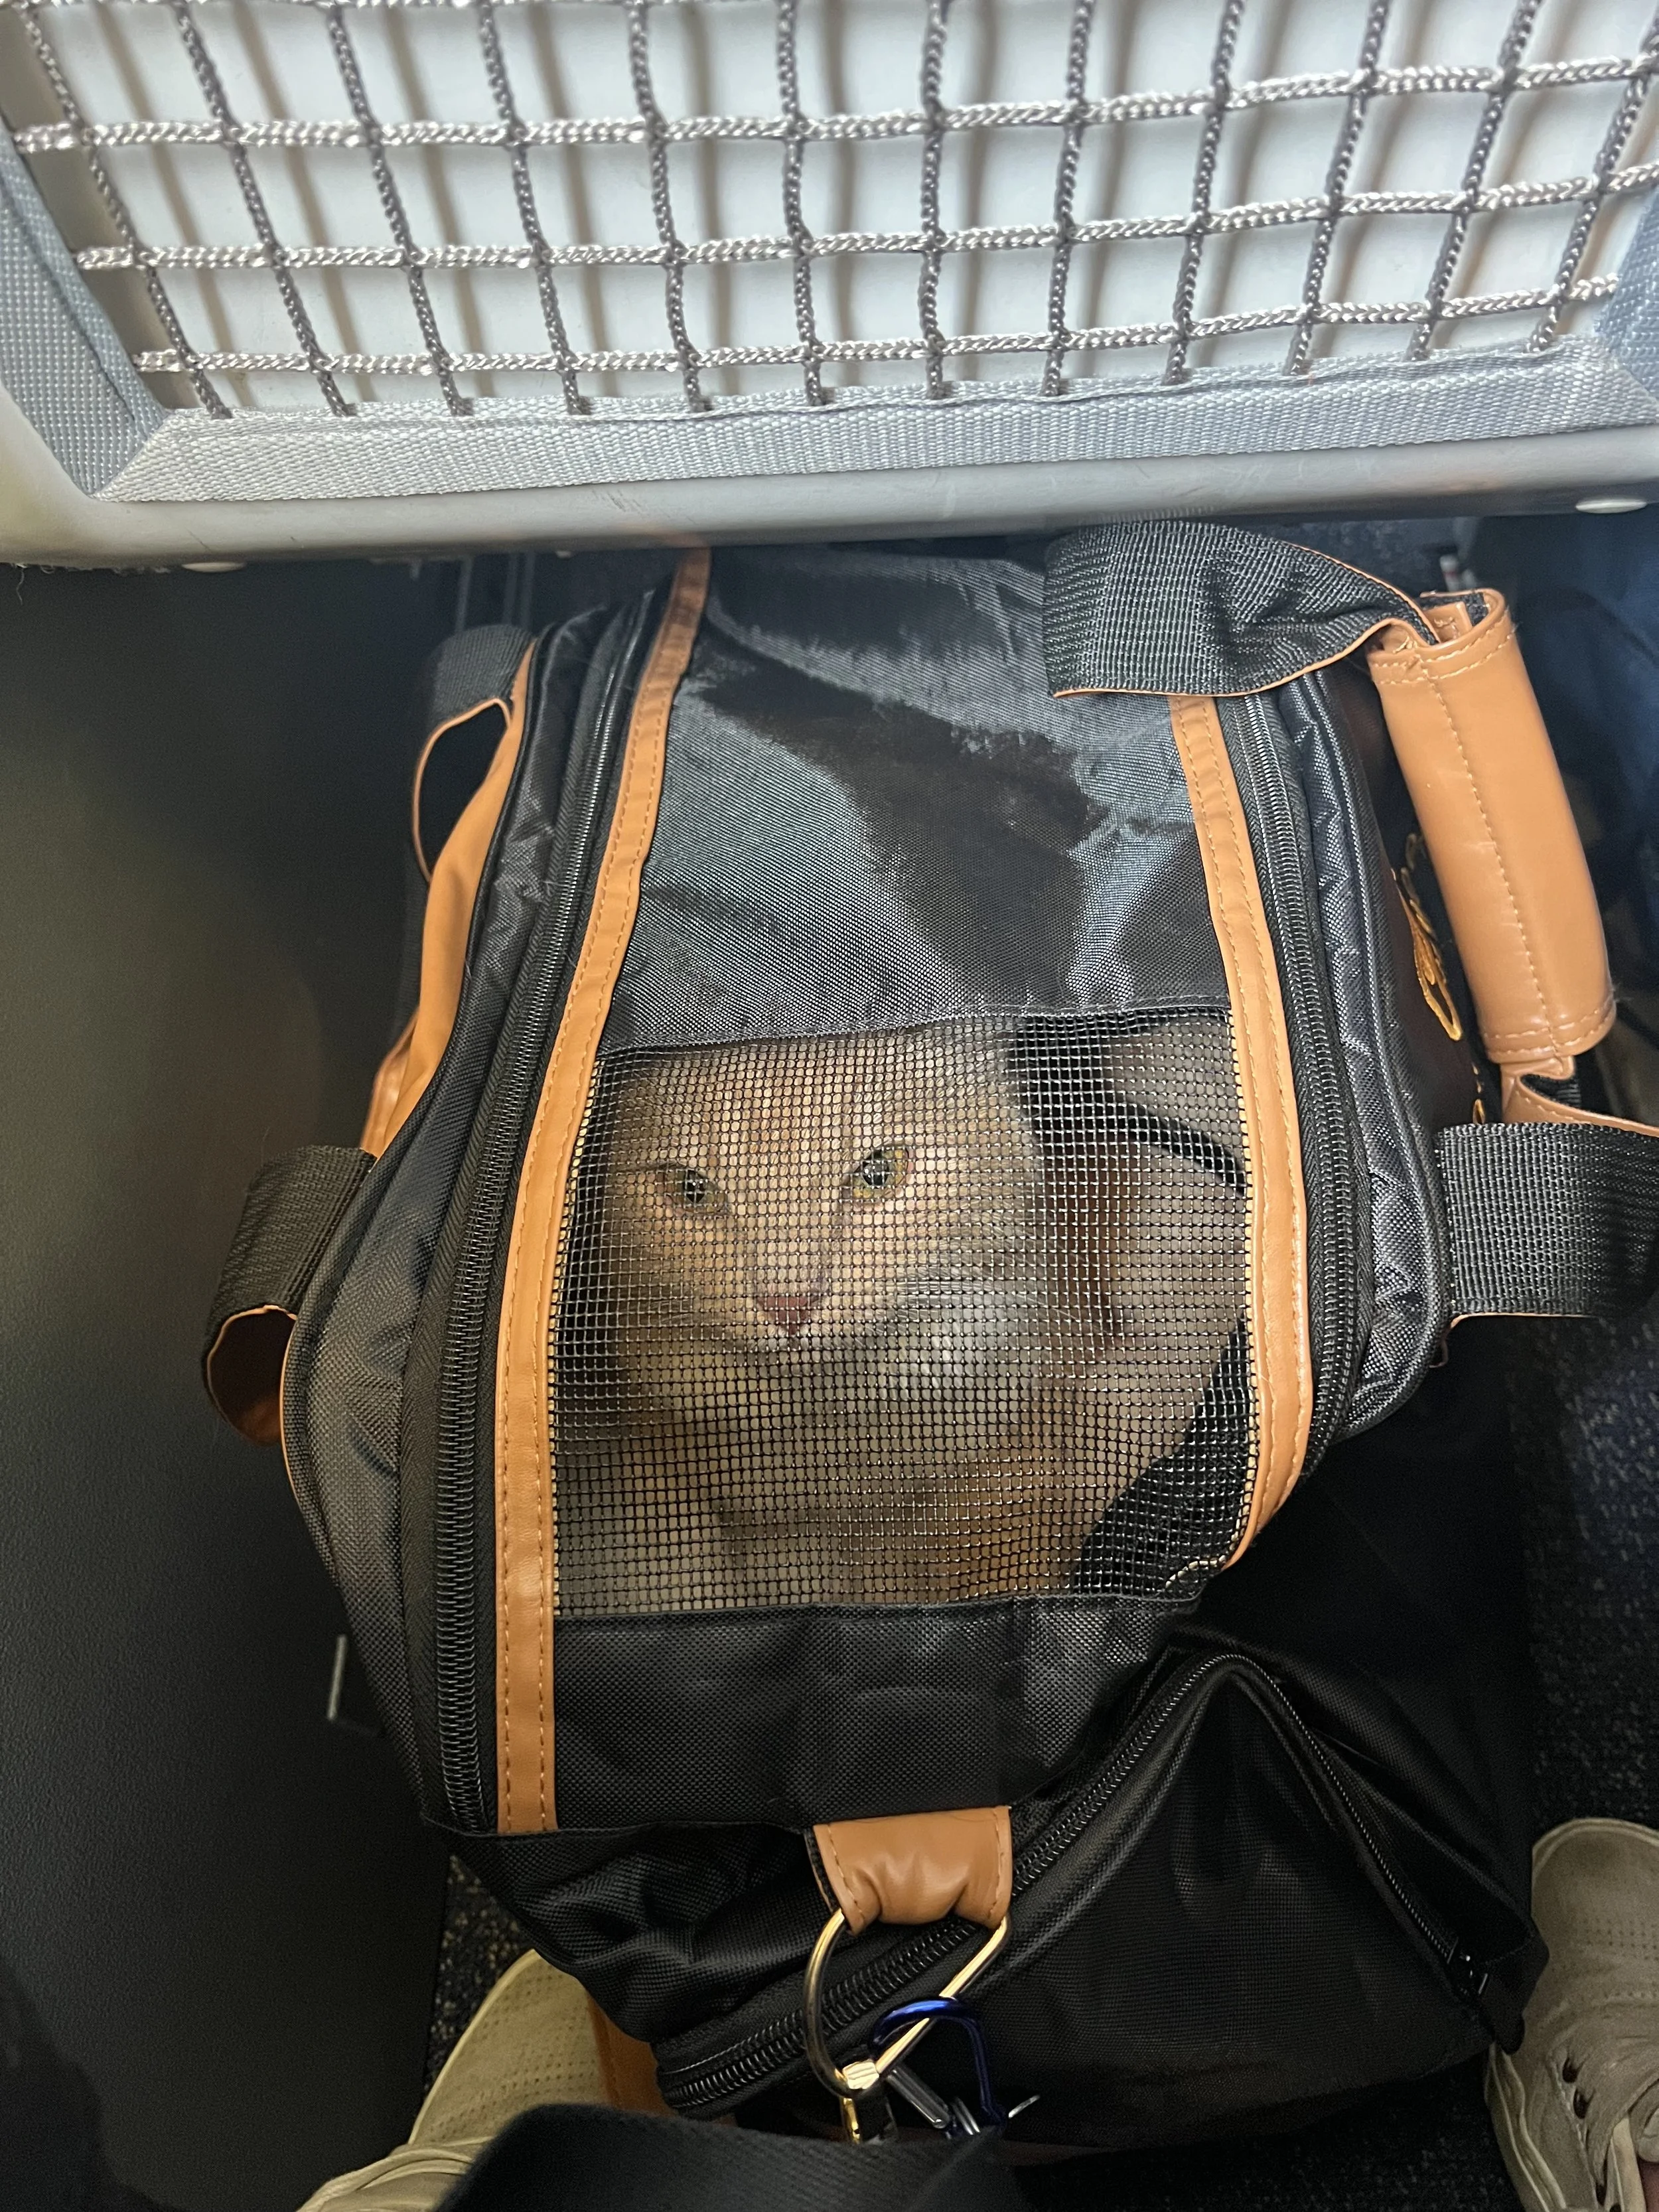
201 527 1652 2148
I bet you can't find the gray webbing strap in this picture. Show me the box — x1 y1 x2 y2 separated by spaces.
1439 1121 1659 1319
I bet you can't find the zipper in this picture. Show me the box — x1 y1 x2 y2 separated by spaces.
1263 1680 1485 2006
1222 696 1366 1474
434 592 660 1832
659 1648 1480 2116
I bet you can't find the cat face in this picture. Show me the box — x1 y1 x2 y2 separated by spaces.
597 1026 1039 1376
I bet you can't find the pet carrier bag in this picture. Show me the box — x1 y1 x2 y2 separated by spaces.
201 524 1655 2144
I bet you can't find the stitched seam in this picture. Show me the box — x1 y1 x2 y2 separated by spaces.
1404 634 1556 1055
1184 702 1279 1511
1367 623 1519 687
1484 992 1615 1055
1192 722 1273 1510
1171 698 1271 1520
818 1824 854 1918
1196 704 1311 1516
529 656 668 1706
524 651 663 1806
1486 1020 1599 1043
1173 698 1308 1533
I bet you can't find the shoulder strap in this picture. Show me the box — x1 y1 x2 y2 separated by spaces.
202 1145 372 1443
1439 1121 1659 1318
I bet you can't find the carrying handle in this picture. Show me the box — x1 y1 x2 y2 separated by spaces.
1041 526 1615 1101
204 628 538 1444
1364 592 1614 1086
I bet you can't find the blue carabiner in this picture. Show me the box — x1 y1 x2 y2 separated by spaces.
869 1995 1012 2134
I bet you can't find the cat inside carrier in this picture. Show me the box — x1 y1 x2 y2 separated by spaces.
556 1009 1246 1616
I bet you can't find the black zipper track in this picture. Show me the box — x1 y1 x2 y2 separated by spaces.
1222 695 1366 1474
434 593 660 1832
1285 674 1461 1430
660 1650 1479 2116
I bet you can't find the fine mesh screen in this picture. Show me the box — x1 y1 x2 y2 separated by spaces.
4 0 1657 415
551 1011 1252 1617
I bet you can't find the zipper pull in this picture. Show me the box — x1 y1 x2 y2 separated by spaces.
1446 1947 1490 2006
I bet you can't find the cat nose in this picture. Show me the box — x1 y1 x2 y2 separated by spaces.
755 1289 821 1338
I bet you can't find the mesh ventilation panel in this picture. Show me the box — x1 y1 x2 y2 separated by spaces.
551 1011 1252 1617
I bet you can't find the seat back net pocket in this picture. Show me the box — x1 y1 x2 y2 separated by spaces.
551 1009 1253 1617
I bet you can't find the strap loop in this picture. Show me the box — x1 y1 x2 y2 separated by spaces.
1440 1122 1659 1318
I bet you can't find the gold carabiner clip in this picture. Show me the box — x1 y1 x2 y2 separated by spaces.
801 1906 1010 2142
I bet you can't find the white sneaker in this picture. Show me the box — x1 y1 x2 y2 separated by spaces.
297 1950 611 2210
1487 1820 1659 2212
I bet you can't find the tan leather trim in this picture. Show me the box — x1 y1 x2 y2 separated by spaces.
1167 697 1313 1557
368 646 537 1161
1502 1068 1659 1138
494 548 710 1833
1366 595 1613 1080
586 1998 671 2113
813 1808 1013 1935
360 1011 416 1157
411 697 511 881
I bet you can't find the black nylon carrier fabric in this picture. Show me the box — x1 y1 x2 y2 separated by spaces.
1043 521 1439 698
1440 1121 1659 1317
650 1328 1539 2139
280 611 632 1801
203 1143 371 1349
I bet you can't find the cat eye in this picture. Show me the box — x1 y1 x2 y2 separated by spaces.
847 1144 910 1201
659 1165 724 1214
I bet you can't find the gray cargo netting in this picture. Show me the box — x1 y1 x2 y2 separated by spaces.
3 0 1659 542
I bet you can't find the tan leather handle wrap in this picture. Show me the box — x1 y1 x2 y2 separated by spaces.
494 550 710 1834
1167 698 1313 1556
1365 595 1613 1080
813 1808 1013 1936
